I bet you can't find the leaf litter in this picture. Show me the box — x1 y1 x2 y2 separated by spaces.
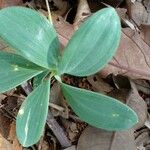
0 0 150 149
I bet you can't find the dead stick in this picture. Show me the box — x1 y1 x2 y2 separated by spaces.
21 81 71 148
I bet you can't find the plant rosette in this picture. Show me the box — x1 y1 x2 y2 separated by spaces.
0 7 138 147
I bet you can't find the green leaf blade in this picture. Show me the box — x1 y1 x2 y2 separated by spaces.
0 7 60 69
61 83 138 130
33 71 49 89
59 8 121 76
16 79 50 147
0 52 43 93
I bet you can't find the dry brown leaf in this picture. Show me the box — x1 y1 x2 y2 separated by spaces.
141 24 150 46
134 79 150 95
74 0 91 28
127 81 148 130
77 126 137 150
0 0 23 8
38 139 50 150
116 8 127 19
143 0 150 12
101 28 150 80
0 111 12 139
107 76 147 130
0 134 12 150
54 16 74 49
130 1 148 26
61 119 79 143
8 122 22 150
108 88 147 130
145 114 150 129
52 0 69 16
87 74 113 94
64 145 76 150
135 128 150 150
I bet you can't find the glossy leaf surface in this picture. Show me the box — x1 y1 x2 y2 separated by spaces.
61 83 138 130
0 52 43 93
0 7 60 69
59 8 121 76
33 71 49 89
16 79 50 147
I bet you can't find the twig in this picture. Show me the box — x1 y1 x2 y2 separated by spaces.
49 103 65 112
21 82 71 148
108 132 116 150
45 0 53 24
109 62 150 79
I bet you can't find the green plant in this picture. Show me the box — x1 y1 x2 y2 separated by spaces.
0 7 138 147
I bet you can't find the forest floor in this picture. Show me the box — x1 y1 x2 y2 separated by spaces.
0 0 150 150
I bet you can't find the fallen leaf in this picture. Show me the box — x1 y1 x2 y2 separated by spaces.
144 114 150 129
0 0 23 9
8 122 22 150
107 75 147 130
0 111 12 139
141 24 150 46
135 128 150 150
101 28 150 80
38 139 50 150
130 1 148 26
127 81 148 130
64 145 76 150
77 126 137 150
0 133 12 150
143 0 150 12
87 74 113 94
134 79 150 95
54 16 74 49
74 0 91 28
52 0 69 16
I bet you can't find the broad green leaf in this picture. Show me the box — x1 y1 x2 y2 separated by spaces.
0 52 43 93
59 8 121 76
33 71 49 89
16 79 50 147
61 83 138 130
0 7 60 69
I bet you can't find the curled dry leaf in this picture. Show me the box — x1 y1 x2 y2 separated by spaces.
127 81 147 130
135 128 150 150
77 126 137 150
143 0 150 13
101 28 150 80
107 75 147 130
116 8 127 19
141 24 150 46
134 79 150 95
130 1 148 26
